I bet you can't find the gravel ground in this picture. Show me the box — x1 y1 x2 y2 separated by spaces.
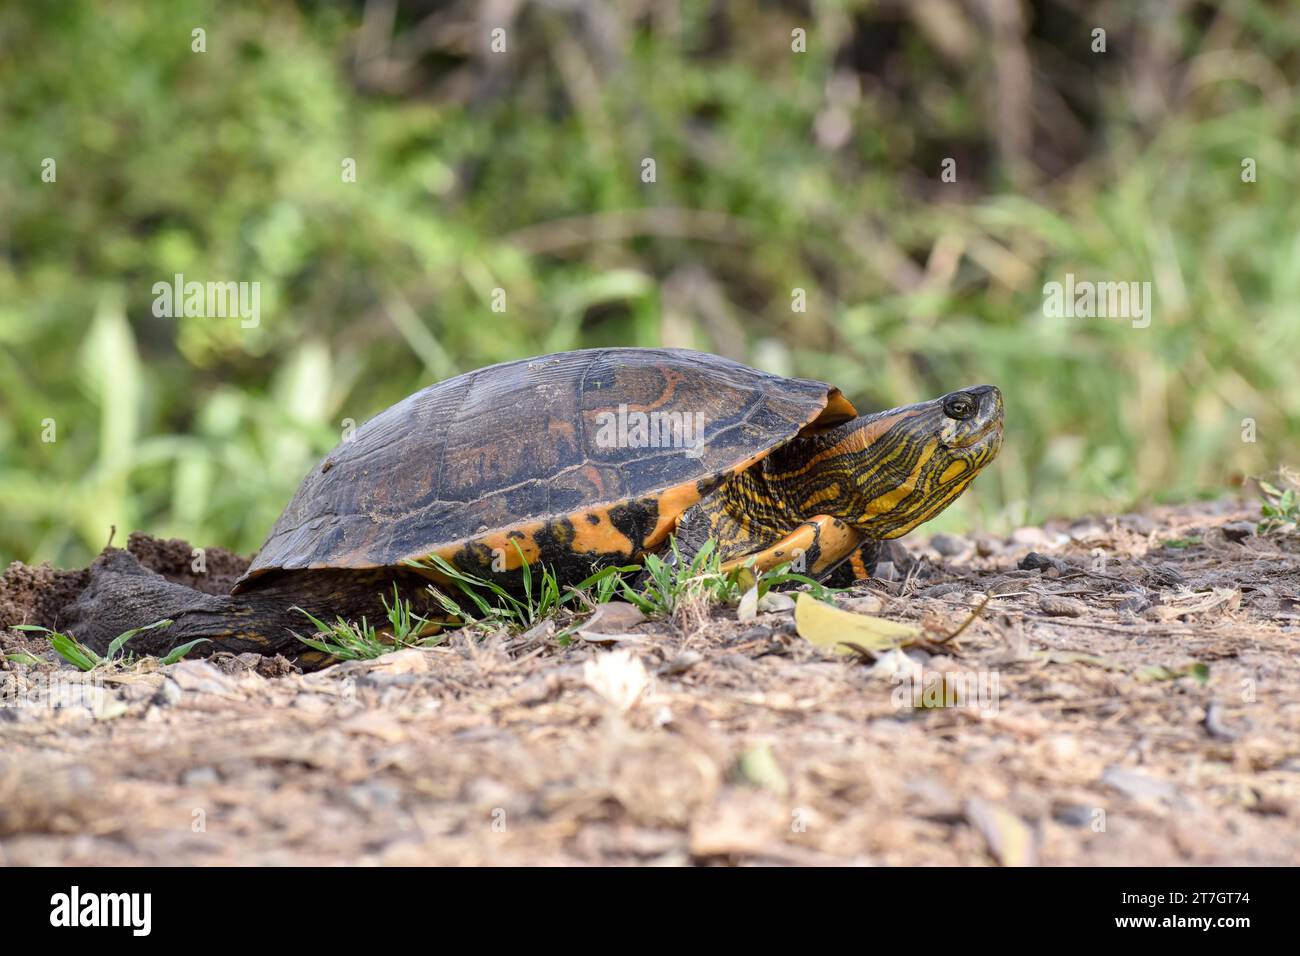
2 502 1298 865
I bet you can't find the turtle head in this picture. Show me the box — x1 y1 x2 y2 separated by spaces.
826 384 1003 538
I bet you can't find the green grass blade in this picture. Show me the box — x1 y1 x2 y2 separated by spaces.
49 633 100 671
107 618 174 659
160 638 211 665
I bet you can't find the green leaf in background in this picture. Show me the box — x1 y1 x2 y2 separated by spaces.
1 1 1298 566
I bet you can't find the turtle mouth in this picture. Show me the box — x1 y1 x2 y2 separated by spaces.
939 416 1002 451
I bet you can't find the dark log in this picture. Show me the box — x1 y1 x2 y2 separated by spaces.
63 550 442 669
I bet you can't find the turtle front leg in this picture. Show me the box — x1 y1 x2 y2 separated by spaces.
720 515 863 578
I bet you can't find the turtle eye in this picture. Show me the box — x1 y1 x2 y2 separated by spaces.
943 393 976 420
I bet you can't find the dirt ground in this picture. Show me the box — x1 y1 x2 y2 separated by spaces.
2 502 1298 866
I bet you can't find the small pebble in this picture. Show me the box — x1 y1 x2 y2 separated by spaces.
1052 804 1097 828
1118 513 1156 535
919 582 965 599
658 650 703 676
181 766 220 788
1100 766 1180 803
1147 563 1187 587
1038 595 1087 617
1010 526 1052 548
929 533 968 557
1202 703 1239 741
152 678 182 707
167 660 237 695
1221 520 1257 543
878 540 911 567
346 780 402 812
1117 593 1150 613
1018 551 1068 574
840 595 884 614
1068 522 1105 542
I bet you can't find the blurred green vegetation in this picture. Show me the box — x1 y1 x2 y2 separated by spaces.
1 0 1297 567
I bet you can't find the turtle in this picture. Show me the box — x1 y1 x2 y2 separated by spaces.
64 347 1003 665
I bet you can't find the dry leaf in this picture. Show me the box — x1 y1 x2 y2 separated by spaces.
581 602 647 634
794 593 920 655
966 797 1037 866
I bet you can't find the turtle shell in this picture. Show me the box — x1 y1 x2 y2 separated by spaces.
235 347 856 591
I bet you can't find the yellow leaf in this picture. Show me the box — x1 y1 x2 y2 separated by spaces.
794 593 920 655
966 798 1038 867
731 566 758 592
737 742 789 797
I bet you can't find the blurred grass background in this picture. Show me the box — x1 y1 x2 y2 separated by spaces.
1 0 1297 567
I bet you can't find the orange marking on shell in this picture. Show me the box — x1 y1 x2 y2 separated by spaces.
417 525 547 575
570 511 635 556
478 528 543 568
646 366 685 413
604 365 685 416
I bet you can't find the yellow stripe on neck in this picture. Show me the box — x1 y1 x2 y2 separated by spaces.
862 440 936 516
